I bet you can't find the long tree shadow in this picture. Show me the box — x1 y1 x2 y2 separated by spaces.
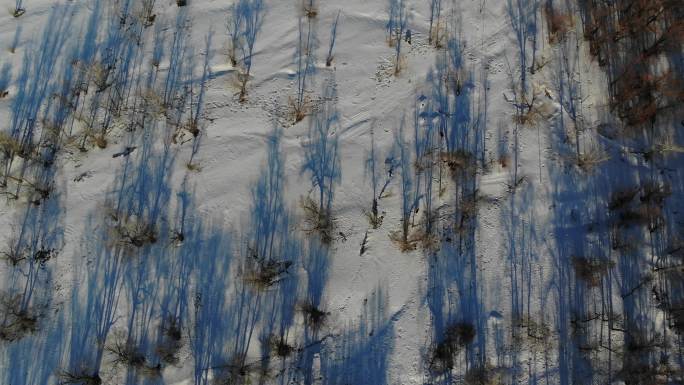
319 285 394 385
208 127 302 385
422 30 489 384
301 78 341 244
295 236 330 385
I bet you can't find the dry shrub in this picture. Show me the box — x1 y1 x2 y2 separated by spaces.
616 207 651 228
465 366 505 385
399 226 438 253
430 18 446 48
513 85 555 126
289 95 311 124
615 203 663 232
267 334 295 358
640 182 671 206
301 196 334 244
1 241 27 266
236 71 250 103
91 63 113 92
429 322 476 373
571 256 614 287
138 364 163 379
244 258 293 290
414 151 436 173
669 308 684 334
440 150 477 177
300 301 327 330
608 182 668 231
497 154 510 169
584 0 684 130
654 266 684 334
576 148 610 172
619 328 670 384
13 7 26 18
302 0 318 18
93 134 108 149
172 120 200 145
420 230 440 253
0 131 23 156
618 363 671 385
364 198 384 229
608 187 639 211
544 4 573 44
107 336 147 368
364 210 384 229
610 232 629 252
388 229 418 252
393 54 407 76
512 315 551 344
102 208 159 251
58 371 102 385
114 221 158 249
186 161 202 172
211 356 254 385
156 319 183 365
0 294 39 342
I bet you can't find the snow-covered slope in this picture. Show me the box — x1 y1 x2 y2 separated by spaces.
1 1 683 384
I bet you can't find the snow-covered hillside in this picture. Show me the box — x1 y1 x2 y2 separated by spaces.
0 0 682 384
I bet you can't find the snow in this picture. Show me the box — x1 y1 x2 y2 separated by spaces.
1 0 683 384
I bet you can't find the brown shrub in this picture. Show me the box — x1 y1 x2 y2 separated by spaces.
571 256 615 287
301 196 334 244
300 301 327 330
608 187 639 211
544 4 574 44
429 322 476 373
244 258 293 290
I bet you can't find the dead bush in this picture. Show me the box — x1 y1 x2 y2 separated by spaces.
389 229 418 252
640 182 671 206
510 84 555 126
289 95 311 124
571 256 614 287
301 196 334 244
300 301 327 330
364 198 384 229
111 218 158 249
156 328 183 365
608 187 639 211
0 310 38 342
576 148 610 172
668 306 684 334
0 293 40 342
211 356 254 385
429 322 476 373
13 7 26 18
302 0 318 18
267 334 295 358
58 371 102 385
244 258 293 290
544 4 573 44
440 150 477 177
0 132 22 157
107 337 147 368
465 366 504 385
513 315 551 343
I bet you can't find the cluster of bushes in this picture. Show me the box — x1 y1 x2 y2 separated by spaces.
581 0 684 131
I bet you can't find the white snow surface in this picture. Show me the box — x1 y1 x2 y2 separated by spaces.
0 1 683 385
